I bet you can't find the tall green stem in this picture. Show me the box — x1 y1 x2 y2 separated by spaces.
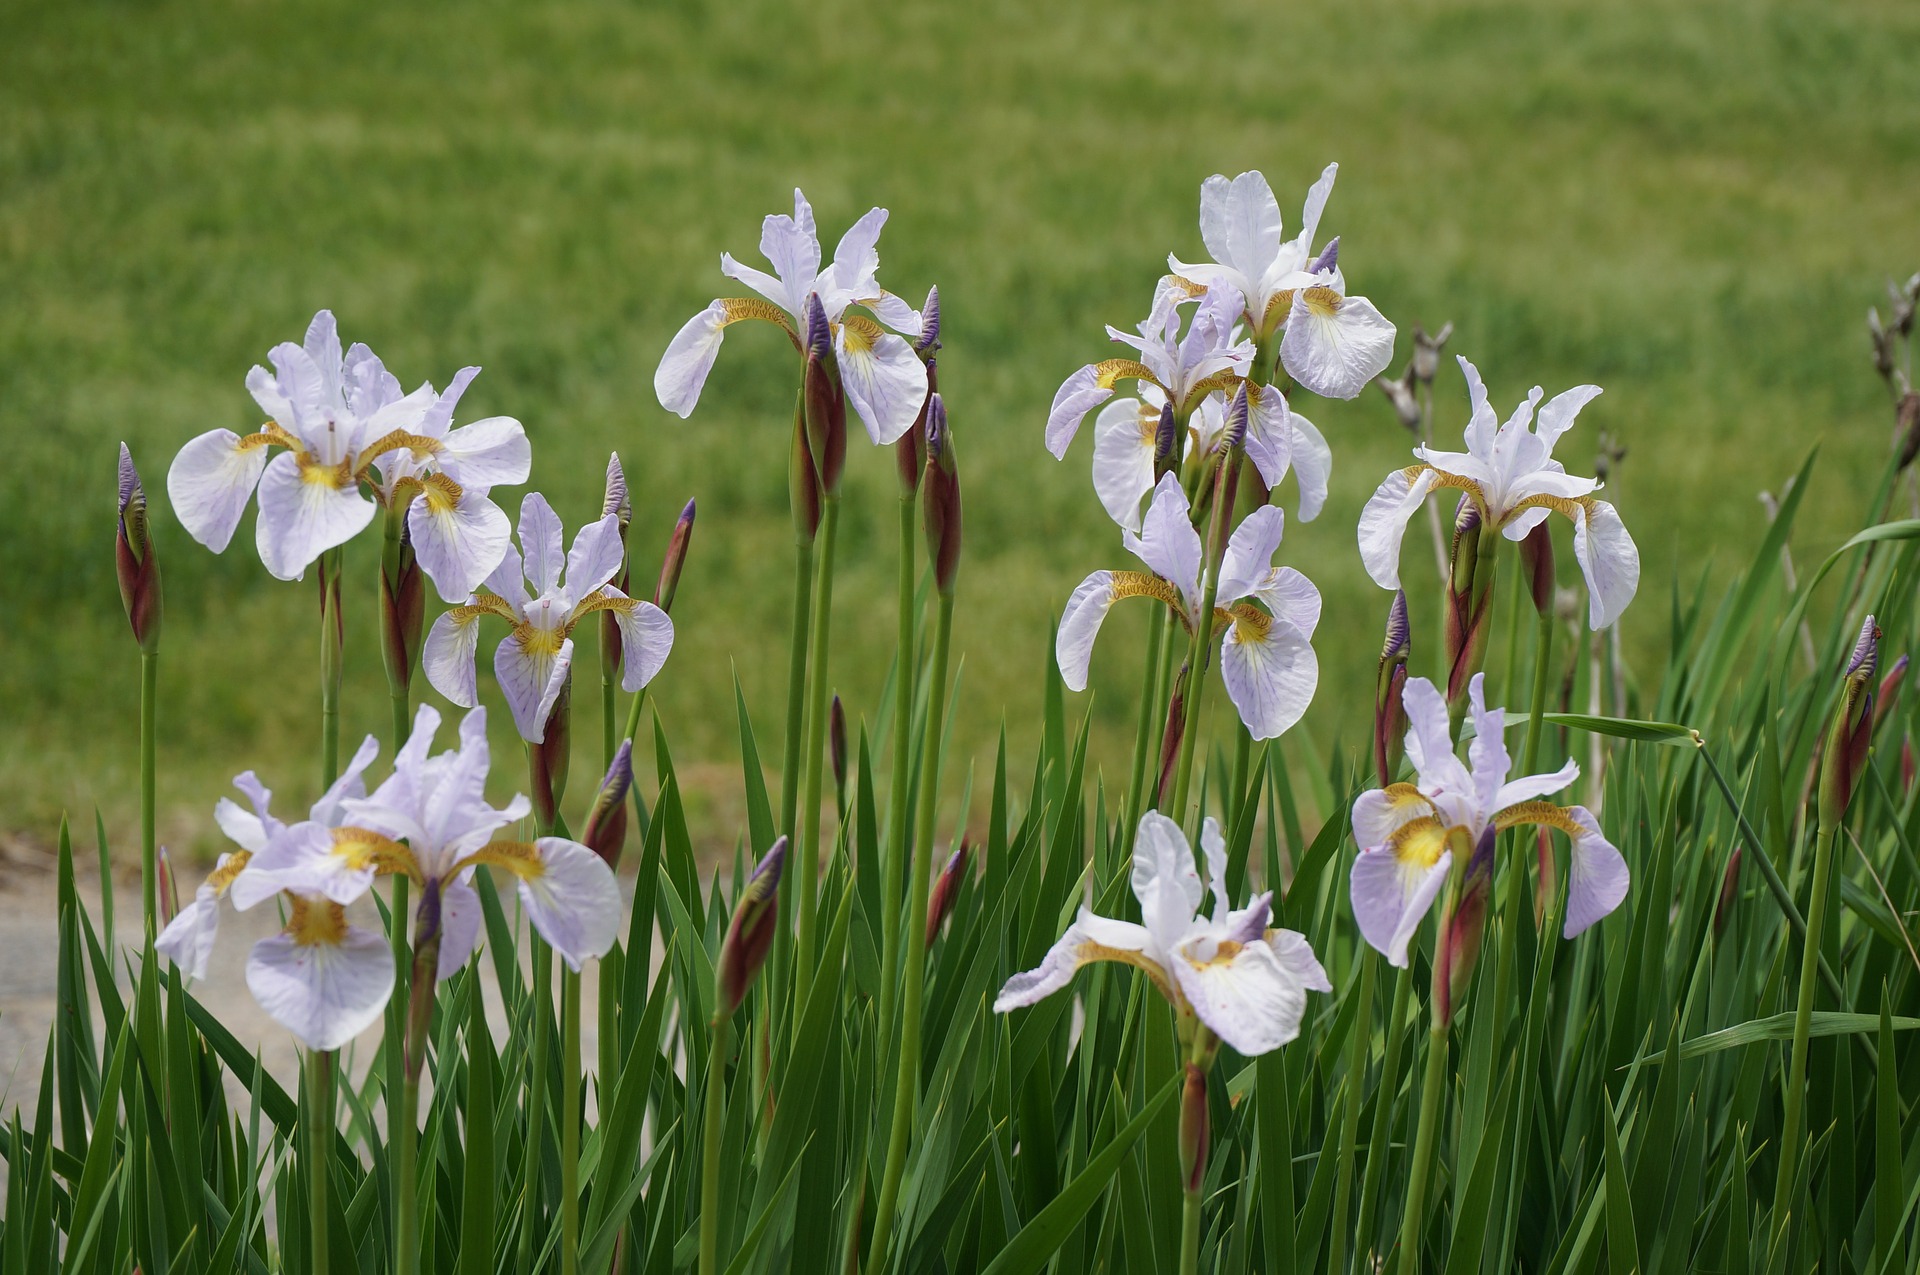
795 496 842 995
1357 967 1413 1264
1169 454 1241 823
699 1013 730 1275
1771 818 1839 1247
305 1048 332 1275
878 495 918 1045
519 938 552 1272
779 541 816 841
869 590 954 1270
139 650 157 943
1488 608 1556 1070
1122 609 1170 839
1179 1186 1202 1275
1398 1014 1449 1275
561 967 581 1275
1329 949 1378 1275
320 548 343 787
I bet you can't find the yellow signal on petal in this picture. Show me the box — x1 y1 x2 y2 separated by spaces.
1071 937 1175 1003
296 452 352 490
457 840 549 880
207 851 254 896
287 896 351 947
1301 286 1342 318
1388 816 1450 869
1494 801 1587 837
419 472 464 516
1109 570 1183 611
330 827 420 880
1091 358 1158 392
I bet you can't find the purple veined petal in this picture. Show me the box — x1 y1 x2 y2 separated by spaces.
436 879 485 983
239 821 375 910
1201 171 1284 285
757 188 822 316
719 254 795 320
1200 818 1230 923
253 451 377 581
604 590 674 692
515 493 566 598
1131 811 1204 958
1356 466 1437 592
215 795 272 855
423 610 485 709
314 735 382 825
1216 506 1287 606
155 885 222 980
302 311 345 403
1056 571 1118 694
1534 383 1603 455
1125 475 1204 607
418 707 497 855
1401 676 1473 797
1090 397 1158 532
1267 927 1333 993
517 837 622 971
1165 256 1250 313
816 205 888 314
1465 674 1511 816
1251 566 1322 640
440 415 530 488
415 365 481 439
994 914 1157 1012
1046 364 1116 459
565 513 626 597
1573 499 1640 629
1286 409 1333 522
1351 784 1433 850
1280 289 1396 400
358 702 444 829
246 363 293 425
168 429 272 553
655 301 732 418
1494 757 1580 812
1293 162 1338 259
1242 382 1294 491
495 630 573 743
836 326 927 446
1349 837 1453 968
1562 805 1630 937
409 484 512 603
1458 355 1500 455
245 907 395 1052
1220 612 1318 742
860 289 922 336
484 539 531 613
1170 932 1308 1056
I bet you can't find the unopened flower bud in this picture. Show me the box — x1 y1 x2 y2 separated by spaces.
1306 236 1340 276
829 695 848 816
1819 616 1879 827
1436 828 1494 1027
1444 498 1494 710
116 444 163 654
1533 826 1557 929
1411 321 1453 386
898 357 933 496
1153 400 1179 480
1713 845 1743 939
1376 366 1422 435
802 295 846 494
1517 521 1555 616
405 877 446 1076
1375 592 1411 785
530 674 573 832
603 453 632 536
915 285 942 356
1594 432 1627 484
925 840 971 949
1221 384 1250 453
790 400 822 544
1157 662 1191 805
157 844 176 927
715 836 788 1020
1179 1062 1209 1194
381 520 426 695
1874 653 1908 735
583 741 634 869
1890 276 1918 338
922 395 962 595
652 498 696 616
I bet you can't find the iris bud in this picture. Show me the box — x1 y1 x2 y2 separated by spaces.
1713 844 1743 940
829 694 848 817
601 454 634 675
715 836 788 1021
1306 235 1340 275
1375 591 1411 786
583 741 634 869
531 674 573 833
802 294 846 495
1156 661 1190 806
923 395 962 595
654 498 696 616
1818 616 1879 828
915 284 942 356
1179 1063 1209 1195
1152 400 1179 481
1444 498 1495 712
115 444 163 654
925 840 970 949
1436 827 1495 1028
1517 521 1555 617
790 397 822 544
380 520 425 695
1375 365 1422 436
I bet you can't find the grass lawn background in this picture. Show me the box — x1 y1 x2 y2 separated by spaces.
3 0 1917 860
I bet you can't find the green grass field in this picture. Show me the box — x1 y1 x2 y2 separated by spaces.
3 0 1917 858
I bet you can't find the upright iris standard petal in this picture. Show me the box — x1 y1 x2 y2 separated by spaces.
1126 476 1204 607
168 430 273 552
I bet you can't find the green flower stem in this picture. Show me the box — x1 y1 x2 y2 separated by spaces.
1179 1185 1202 1275
1229 726 1253 827
1328 947 1379 1275
795 494 842 997
779 540 816 840
1488 607 1556 1065
1771 817 1840 1246
139 649 157 943
1399 877 1457 1275
305 1048 332 1275
1169 452 1242 824
869 589 955 1271
878 493 918 1046
382 565 414 1275
699 1011 730 1275
518 934 552 1273
1122 608 1170 839
1357 967 1413 1265
561 966 581 1275
602 635 618 774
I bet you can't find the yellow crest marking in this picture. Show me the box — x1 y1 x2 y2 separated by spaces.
1493 801 1584 837
207 851 254 895
354 430 444 477
1092 358 1158 391
513 623 567 657
420 472 464 515
1301 286 1341 318
331 826 420 880
296 452 352 490
567 592 637 635
1504 493 1597 528
1109 570 1183 612
719 297 803 353
457 840 548 881
449 593 517 626
839 314 885 354
1388 815 1451 869
1071 939 1175 1003
287 895 350 947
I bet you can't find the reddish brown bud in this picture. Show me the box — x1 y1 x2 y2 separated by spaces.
380 524 425 696
1534 826 1557 929
116 444 163 653
1156 662 1191 806
1896 392 1920 472
1437 828 1494 1027
897 356 933 496
583 741 634 869
802 295 847 495
829 694 848 816
1517 520 1555 616
654 498 696 616
925 840 970 949
715 837 788 1020
157 845 177 928
1713 845 1743 939
1874 653 1908 735
530 673 574 833
790 397 822 544
922 395 962 594
1375 591 1411 786
1179 1063 1209 1194
1444 497 1495 710
1820 617 1879 827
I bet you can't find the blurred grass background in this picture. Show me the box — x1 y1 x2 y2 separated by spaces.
2 0 1917 860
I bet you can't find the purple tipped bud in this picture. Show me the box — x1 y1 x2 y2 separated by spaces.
583 741 634 869
899 358 933 495
1375 592 1411 785
916 285 942 355
1221 385 1251 452
1444 498 1491 708
157 845 176 927
1225 893 1273 945
830 695 848 812
1153 401 1179 479
715 836 788 1020
804 293 832 363
1179 1063 1209 1194
603 453 632 536
654 498 695 616
1821 616 1880 826
116 444 164 654
791 405 822 543
1533 826 1557 929
1517 521 1555 616
1306 235 1340 275
380 532 425 695
1156 662 1191 805
925 840 971 949
922 394 962 594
